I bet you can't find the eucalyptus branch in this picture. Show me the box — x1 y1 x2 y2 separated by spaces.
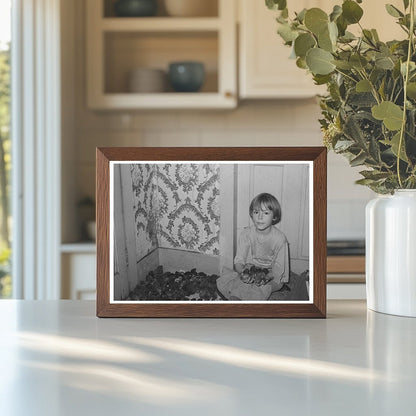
267 0 416 193
397 0 415 188
398 24 410 35
334 68 359 84
358 69 381 105
390 79 398 102
393 85 404 104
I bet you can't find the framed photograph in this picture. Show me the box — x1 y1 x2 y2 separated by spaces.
96 147 327 318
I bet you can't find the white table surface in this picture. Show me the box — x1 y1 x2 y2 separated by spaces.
0 300 415 416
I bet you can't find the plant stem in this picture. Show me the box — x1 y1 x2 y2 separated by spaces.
358 69 381 104
334 68 358 84
397 0 415 188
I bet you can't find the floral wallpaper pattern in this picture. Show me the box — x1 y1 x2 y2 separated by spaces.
130 163 220 262
131 164 158 261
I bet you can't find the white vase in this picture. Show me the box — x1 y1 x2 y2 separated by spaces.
366 189 416 317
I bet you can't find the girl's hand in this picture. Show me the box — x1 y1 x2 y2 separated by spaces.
235 263 244 274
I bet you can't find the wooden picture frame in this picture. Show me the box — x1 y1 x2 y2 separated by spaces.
96 147 327 317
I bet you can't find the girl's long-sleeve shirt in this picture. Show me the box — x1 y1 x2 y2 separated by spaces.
234 226 289 283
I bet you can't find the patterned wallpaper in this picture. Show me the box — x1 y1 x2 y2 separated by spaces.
131 164 158 261
131 163 220 262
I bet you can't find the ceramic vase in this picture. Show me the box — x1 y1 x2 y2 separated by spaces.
366 190 416 317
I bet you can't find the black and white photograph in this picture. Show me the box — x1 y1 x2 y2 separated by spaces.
110 161 312 303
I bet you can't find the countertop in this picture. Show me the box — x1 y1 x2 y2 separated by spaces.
0 300 415 415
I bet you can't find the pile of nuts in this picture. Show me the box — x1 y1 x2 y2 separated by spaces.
240 265 274 286
127 266 221 301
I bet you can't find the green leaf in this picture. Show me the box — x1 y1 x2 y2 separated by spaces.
375 55 395 70
385 4 404 18
403 0 410 10
328 21 338 45
369 136 382 164
348 92 377 107
304 8 329 35
371 29 380 42
401 61 416 76
305 48 335 75
342 0 364 24
372 101 404 131
333 60 353 70
350 152 367 167
378 77 386 100
336 15 348 36
277 23 299 43
350 54 368 70
296 8 307 23
318 27 334 52
409 109 416 137
370 67 386 85
266 0 287 11
363 29 376 46
407 82 416 99
356 79 372 92
355 178 378 186
296 57 308 69
330 5 342 22
313 74 332 85
294 33 316 58
393 60 402 79
344 114 367 147
334 139 355 151
360 170 391 181
339 31 356 43
382 132 409 162
276 14 288 24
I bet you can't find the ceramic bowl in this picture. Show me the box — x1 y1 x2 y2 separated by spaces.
164 0 217 17
114 0 158 17
168 62 205 92
128 68 167 93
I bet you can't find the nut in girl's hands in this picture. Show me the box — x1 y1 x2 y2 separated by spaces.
240 268 253 283
240 266 273 286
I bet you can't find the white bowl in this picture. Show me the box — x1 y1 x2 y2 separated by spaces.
164 0 217 17
128 68 167 93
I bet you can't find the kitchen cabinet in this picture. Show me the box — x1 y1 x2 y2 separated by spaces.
238 0 326 99
61 244 96 300
86 0 237 109
238 0 404 99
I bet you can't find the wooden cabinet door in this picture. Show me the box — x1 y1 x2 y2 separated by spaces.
238 0 403 99
238 0 327 99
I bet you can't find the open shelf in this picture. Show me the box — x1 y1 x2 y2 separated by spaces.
86 0 236 109
104 31 218 94
101 17 221 31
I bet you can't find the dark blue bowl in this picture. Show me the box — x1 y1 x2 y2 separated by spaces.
114 0 157 17
168 62 205 92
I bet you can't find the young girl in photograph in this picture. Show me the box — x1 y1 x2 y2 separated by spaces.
217 192 289 300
